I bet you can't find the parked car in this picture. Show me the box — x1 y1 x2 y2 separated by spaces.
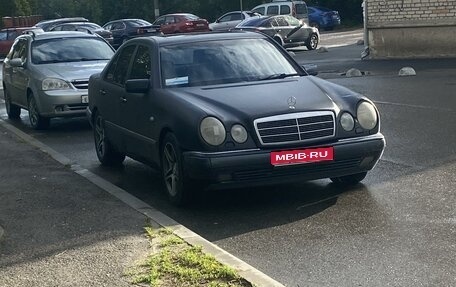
2 31 115 129
234 15 319 50
35 17 89 31
308 6 341 30
50 22 114 44
0 27 44 57
252 0 309 25
87 31 385 205
102 19 161 49
209 11 260 31
152 13 210 34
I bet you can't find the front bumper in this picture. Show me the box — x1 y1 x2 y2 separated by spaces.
36 89 89 118
183 134 385 189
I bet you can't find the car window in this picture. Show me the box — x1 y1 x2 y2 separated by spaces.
183 14 199 20
154 17 165 25
160 38 297 88
11 39 27 62
31 37 114 64
218 14 232 23
267 5 279 15
285 16 300 26
252 7 265 15
280 5 291 15
230 13 243 21
275 16 288 26
129 45 151 80
0 31 7 41
165 16 175 24
109 45 136 86
112 22 125 30
103 24 112 30
296 4 308 14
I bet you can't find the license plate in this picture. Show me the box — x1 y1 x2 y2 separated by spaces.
147 28 156 33
196 24 205 27
271 147 334 166
81 95 89 104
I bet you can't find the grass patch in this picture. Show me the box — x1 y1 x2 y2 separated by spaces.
127 227 253 287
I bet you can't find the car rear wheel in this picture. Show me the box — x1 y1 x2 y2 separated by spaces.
93 112 125 166
330 172 367 185
28 94 50 130
4 88 21 119
161 133 191 206
306 33 319 50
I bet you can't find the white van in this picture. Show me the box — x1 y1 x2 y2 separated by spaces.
252 0 309 24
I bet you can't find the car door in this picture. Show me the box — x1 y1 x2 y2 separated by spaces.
110 22 126 46
274 16 293 39
284 16 309 43
98 44 136 148
121 44 157 161
5 38 29 107
162 16 177 34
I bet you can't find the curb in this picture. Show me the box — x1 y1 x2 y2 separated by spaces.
0 225 4 240
0 118 285 287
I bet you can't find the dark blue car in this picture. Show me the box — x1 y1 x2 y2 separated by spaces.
308 6 341 30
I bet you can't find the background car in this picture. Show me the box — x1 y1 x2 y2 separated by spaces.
0 27 43 57
50 22 114 44
251 0 309 25
102 19 161 49
87 32 384 206
152 13 209 34
234 15 319 50
35 17 89 31
2 31 114 129
308 6 341 30
209 11 260 31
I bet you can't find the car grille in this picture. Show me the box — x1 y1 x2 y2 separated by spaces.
254 111 335 145
71 79 89 90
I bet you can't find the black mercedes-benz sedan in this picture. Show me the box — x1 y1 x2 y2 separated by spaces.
87 31 385 205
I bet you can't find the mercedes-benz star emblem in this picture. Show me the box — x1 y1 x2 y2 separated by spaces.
287 96 297 109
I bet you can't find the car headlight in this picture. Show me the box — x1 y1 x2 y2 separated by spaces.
42 78 71 91
340 112 355 131
200 117 226 146
357 101 378 130
231 124 248 143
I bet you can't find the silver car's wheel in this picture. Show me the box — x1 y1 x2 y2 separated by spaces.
306 33 319 50
28 94 50 129
93 112 125 166
4 88 21 119
161 133 191 206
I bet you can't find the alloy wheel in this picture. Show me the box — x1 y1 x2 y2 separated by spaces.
163 142 180 197
28 97 39 127
94 115 106 158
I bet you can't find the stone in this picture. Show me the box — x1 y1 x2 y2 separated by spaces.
317 46 328 53
357 39 365 45
346 68 363 77
398 67 417 76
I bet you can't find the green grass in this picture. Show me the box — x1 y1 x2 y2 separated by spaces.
127 227 253 287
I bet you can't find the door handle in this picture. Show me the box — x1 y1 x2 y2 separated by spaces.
99 89 107 95
120 96 127 103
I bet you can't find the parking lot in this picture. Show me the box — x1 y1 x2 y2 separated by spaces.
1 29 455 286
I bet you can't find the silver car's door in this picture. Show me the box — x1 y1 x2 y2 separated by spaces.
7 39 29 107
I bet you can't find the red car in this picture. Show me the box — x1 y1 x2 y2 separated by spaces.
152 13 209 34
0 27 42 57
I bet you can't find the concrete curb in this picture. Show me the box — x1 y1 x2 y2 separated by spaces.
0 118 285 287
0 225 4 240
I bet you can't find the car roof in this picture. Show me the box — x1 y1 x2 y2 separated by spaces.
1 26 38 32
129 30 267 46
52 22 100 26
18 31 101 41
36 17 89 25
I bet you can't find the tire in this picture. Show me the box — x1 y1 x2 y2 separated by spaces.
93 111 125 166
28 94 50 130
161 133 191 206
331 172 367 186
4 88 21 119
310 22 320 30
306 33 319 50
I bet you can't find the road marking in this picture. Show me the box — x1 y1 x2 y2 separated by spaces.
0 118 285 287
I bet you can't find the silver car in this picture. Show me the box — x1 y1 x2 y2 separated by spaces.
2 31 114 129
209 11 260 31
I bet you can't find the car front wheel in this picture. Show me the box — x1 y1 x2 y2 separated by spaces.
330 172 367 185
4 88 21 119
28 94 50 129
161 133 191 206
306 33 319 50
93 112 125 166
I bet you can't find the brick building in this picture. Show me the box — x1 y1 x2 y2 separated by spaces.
365 0 456 58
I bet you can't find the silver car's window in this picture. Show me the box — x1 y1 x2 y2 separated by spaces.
160 38 297 88
31 37 114 64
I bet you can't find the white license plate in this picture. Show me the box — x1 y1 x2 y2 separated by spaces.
81 95 89 104
147 28 156 33
196 24 205 27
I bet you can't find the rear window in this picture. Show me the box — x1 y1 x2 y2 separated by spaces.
182 14 200 20
296 4 308 14
31 37 114 64
129 19 152 27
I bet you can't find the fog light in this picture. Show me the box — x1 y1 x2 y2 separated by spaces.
55 105 64 112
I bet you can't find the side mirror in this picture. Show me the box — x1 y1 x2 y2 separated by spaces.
302 64 318 76
9 58 24 68
125 79 150 93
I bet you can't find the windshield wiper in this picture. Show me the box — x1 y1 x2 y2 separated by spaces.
258 73 300 81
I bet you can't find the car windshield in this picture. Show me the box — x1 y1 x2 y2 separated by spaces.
237 16 268 27
31 37 114 64
160 38 298 88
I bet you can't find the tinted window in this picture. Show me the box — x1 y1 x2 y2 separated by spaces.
160 38 297 87
280 5 291 15
218 14 232 23
267 6 279 15
296 4 308 14
154 17 165 25
182 14 199 20
275 17 288 26
164 16 175 24
112 22 125 30
31 37 114 64
11 39 27 61
128 19 152 27
110 45 136 86
231 13 243 21
0 31 6 41
129 45 151 80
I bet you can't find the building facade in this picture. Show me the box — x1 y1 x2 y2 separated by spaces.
366 0 456 58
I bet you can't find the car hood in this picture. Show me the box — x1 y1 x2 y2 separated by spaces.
36 61 109 81
169 76 339 121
